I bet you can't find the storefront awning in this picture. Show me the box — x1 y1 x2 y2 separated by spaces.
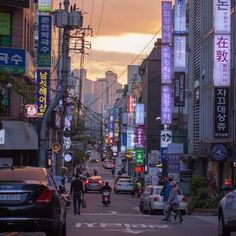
0 121 38 150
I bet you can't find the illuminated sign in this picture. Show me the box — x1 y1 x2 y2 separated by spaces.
135 149 144 165
161 130 172 148
162 1 172 44
213 35 230 87
135 104 144 125
37 69 50 116
161 85 172 125
38 0 52 12
174 0 186 33
161 45 172 84
174 72 185 107
135 126 144 148
214 0 231 34
174 36 186 70
37 15 52 68
127 95 135 113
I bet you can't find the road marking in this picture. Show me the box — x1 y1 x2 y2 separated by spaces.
75 222 168 229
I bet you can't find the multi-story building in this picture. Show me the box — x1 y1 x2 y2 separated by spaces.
0 1 38 166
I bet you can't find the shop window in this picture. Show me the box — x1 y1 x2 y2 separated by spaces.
0 12 11 47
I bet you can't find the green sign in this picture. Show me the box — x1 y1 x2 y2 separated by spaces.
135 149 144 165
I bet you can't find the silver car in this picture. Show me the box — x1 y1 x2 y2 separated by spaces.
218 189 236 236
140 185 188 215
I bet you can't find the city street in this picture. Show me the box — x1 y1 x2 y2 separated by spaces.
1 163 235 236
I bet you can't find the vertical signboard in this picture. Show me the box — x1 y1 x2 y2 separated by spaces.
135 126 144 148
174 72 185 106
161 85 172 125
37 69 50 116
214 0 231 34
174 0 186 33
161 45 173 84
135 103 144 125
174 36 186 70
162 1 172 44
213 35 230 87
214 87 229 138
38 15 52 68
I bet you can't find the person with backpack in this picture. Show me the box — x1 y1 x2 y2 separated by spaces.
70 174 84 215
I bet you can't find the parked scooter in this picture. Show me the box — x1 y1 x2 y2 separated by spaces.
102 191 111 206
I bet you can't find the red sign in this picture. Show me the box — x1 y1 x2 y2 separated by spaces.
134 165 144 173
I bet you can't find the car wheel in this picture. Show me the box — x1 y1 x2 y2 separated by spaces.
218 212 230 236
46 222 62 236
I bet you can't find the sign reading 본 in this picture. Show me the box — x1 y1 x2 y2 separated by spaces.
0 47 25 74
37 69 50 116
38 15 52 68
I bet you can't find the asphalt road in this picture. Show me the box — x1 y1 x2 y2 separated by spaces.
1 161 236 236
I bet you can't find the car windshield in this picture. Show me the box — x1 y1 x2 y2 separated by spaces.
0 167 47 181
155 188 162 195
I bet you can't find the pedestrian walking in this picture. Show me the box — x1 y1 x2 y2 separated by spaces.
161 175 173 214
70 174 84 215
162 181 184 223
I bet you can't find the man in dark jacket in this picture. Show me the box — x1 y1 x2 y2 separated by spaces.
70 174 84 215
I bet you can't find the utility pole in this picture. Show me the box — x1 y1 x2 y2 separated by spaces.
39 0 83 167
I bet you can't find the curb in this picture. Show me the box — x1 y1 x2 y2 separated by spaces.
191 208 217 216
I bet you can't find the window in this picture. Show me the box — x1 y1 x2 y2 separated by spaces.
0 12 11 46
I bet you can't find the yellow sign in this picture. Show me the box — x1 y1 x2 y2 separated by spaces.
52 143 60 152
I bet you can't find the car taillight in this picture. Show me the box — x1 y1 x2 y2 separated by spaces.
98 180 103 185
85 180 89 185
153 196 160 202
36 189 53 204
181 196 187 202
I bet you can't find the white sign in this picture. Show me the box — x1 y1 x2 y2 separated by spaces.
214 0 231 34
174 0 186 33
25 104 38 117
64 154 72 162
161 130 172 148
174 36 186 70
0 129 5 144
213 35 230 86
135 104 144 125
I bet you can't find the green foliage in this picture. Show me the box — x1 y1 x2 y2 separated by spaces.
189 175 219 209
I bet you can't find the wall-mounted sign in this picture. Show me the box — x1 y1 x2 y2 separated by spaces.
214 0 231 34
38 0 52 12
0 47 25 74
161 45 173 84
162 1 172 44
37 15 52 68
211 143 228 161
213 35 230 87
25 104 38 117
52 143 60 152
174 36 186 70
161 130 172 148
214 87 229 138
135 104 144 125
174 0 186 33
37 69 50 116
174 72 185 107
161 85 172 125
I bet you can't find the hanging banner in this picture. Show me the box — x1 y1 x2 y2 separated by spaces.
174 0 186 33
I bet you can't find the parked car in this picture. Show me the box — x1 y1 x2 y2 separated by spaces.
114 175 131 184
139 185 188 215
218 189 236 236
0 166 68 236
114 178 134 194
84 176 105 192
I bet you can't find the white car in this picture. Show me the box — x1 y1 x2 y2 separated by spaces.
114 178 134 193
218 189 236 236
140 185 188 215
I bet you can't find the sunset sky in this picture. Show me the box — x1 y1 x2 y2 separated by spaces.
69 0 170 85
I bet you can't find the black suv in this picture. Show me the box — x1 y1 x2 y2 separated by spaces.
0 166 67 236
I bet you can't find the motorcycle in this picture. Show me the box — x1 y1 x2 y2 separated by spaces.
102 191 111 206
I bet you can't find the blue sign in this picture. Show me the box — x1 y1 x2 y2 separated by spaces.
0 47 25 74
160 147 168 161
38 15 52 68
168 154 180 173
